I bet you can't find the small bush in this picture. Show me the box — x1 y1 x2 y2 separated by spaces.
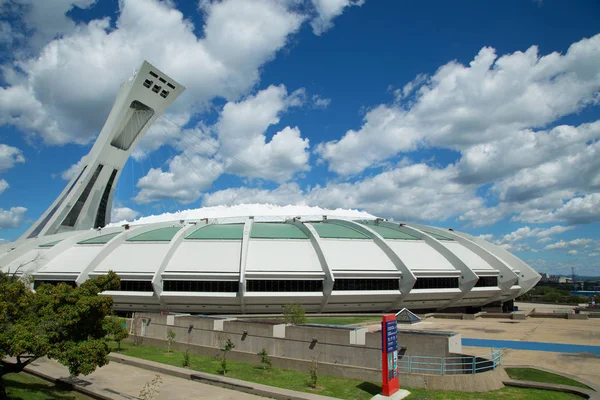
220 338 235 375
166 329 176 353
257 348 271 370
307 359 318 388
182 349 190 367
282 303 306 325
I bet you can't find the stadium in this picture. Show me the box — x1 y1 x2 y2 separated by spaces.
0 61 540 314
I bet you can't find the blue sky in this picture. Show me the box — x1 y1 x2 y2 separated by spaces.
0 0 599 275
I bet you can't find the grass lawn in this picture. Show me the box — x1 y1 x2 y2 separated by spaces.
3 372 92 400
109 342 583 399
506 368 593 390
304 316 381 326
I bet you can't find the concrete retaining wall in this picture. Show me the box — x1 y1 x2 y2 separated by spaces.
121 335 508 392
130 313 460 371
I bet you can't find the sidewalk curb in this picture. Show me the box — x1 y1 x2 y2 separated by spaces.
108 353 340 400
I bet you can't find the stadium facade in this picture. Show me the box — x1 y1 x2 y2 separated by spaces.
0 61 541 314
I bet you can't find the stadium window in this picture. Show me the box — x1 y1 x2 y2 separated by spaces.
163 280 239 292
246 280 323 292
332 279 399 291
33 280 76 290
474 276 498 287
413 277 459 289
120 280 154 292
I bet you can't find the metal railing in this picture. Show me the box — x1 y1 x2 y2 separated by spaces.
397 349 502 375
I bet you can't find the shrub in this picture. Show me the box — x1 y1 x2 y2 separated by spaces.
220 338 235 375
166 329 176 353
282 303 306 325
257 348 271 370
182 349 190 367
307 359 318 388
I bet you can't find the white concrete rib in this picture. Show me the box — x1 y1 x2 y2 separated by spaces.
328 219 416 312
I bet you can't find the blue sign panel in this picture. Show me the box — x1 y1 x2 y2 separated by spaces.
385 321 398 353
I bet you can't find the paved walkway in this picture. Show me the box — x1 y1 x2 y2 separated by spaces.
26 357 264 400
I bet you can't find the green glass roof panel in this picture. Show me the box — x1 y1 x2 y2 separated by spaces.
420 229 454 241
185 224 244 240
250 223 308 239
77 232 121 245
127 227 182 242
311 222 369 239
39 239 62 248
365 224 420 240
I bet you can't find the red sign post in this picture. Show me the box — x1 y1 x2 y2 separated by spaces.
381 314 399 396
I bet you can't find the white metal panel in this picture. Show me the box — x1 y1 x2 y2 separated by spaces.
387 241 456 272
37 246 103 274
320 240 396 271
1 248 48 274
164 241 241 273
442 242 495 271
94 243 169 274
246 240 322 273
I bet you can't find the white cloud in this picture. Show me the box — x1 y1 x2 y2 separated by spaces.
310 0 364 35
60 155 87 180
0 206 27 229
216 84 310 181
545 238 593 250
317 35 600 175
516 193 600 225
134 84 311 204
0 144 25 172
589 252 599 257
135 153 223 204
1 0 97 51
0 0 304 145
498 225 574 244
0 179 8 195
111 206 141 223
204 161 484 222
568 250 578 255
312 94 331 109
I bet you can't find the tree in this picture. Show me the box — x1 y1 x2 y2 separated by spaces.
0 270 121 399
219 338 235 375
257 348 271 370
282 303 306 325
104 316 129 352
166 329 176 353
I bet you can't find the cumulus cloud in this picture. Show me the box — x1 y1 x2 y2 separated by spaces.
516 193 600 225
317 35 600 176
60 155 87 180
205 161 484 222
0 206 27 229
310 0 364 35
0 0 304 145
0 144 25 173
545 238 593 250
0 179 8 195
111 206 141 223
134 84 311 203
216 84 310 181
568 250 578 255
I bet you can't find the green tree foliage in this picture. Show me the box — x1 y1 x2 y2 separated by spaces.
0 270 120 399
282 303 306 325
517 284 587 304
103 316 129 352
166 329 176 353
307 359 318 388
220 338 235 375
257 348 271 370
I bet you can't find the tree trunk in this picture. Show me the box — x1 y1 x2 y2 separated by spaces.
0 376 7 400
0 357 38 399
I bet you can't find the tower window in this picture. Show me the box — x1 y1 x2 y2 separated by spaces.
143 79 153 88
